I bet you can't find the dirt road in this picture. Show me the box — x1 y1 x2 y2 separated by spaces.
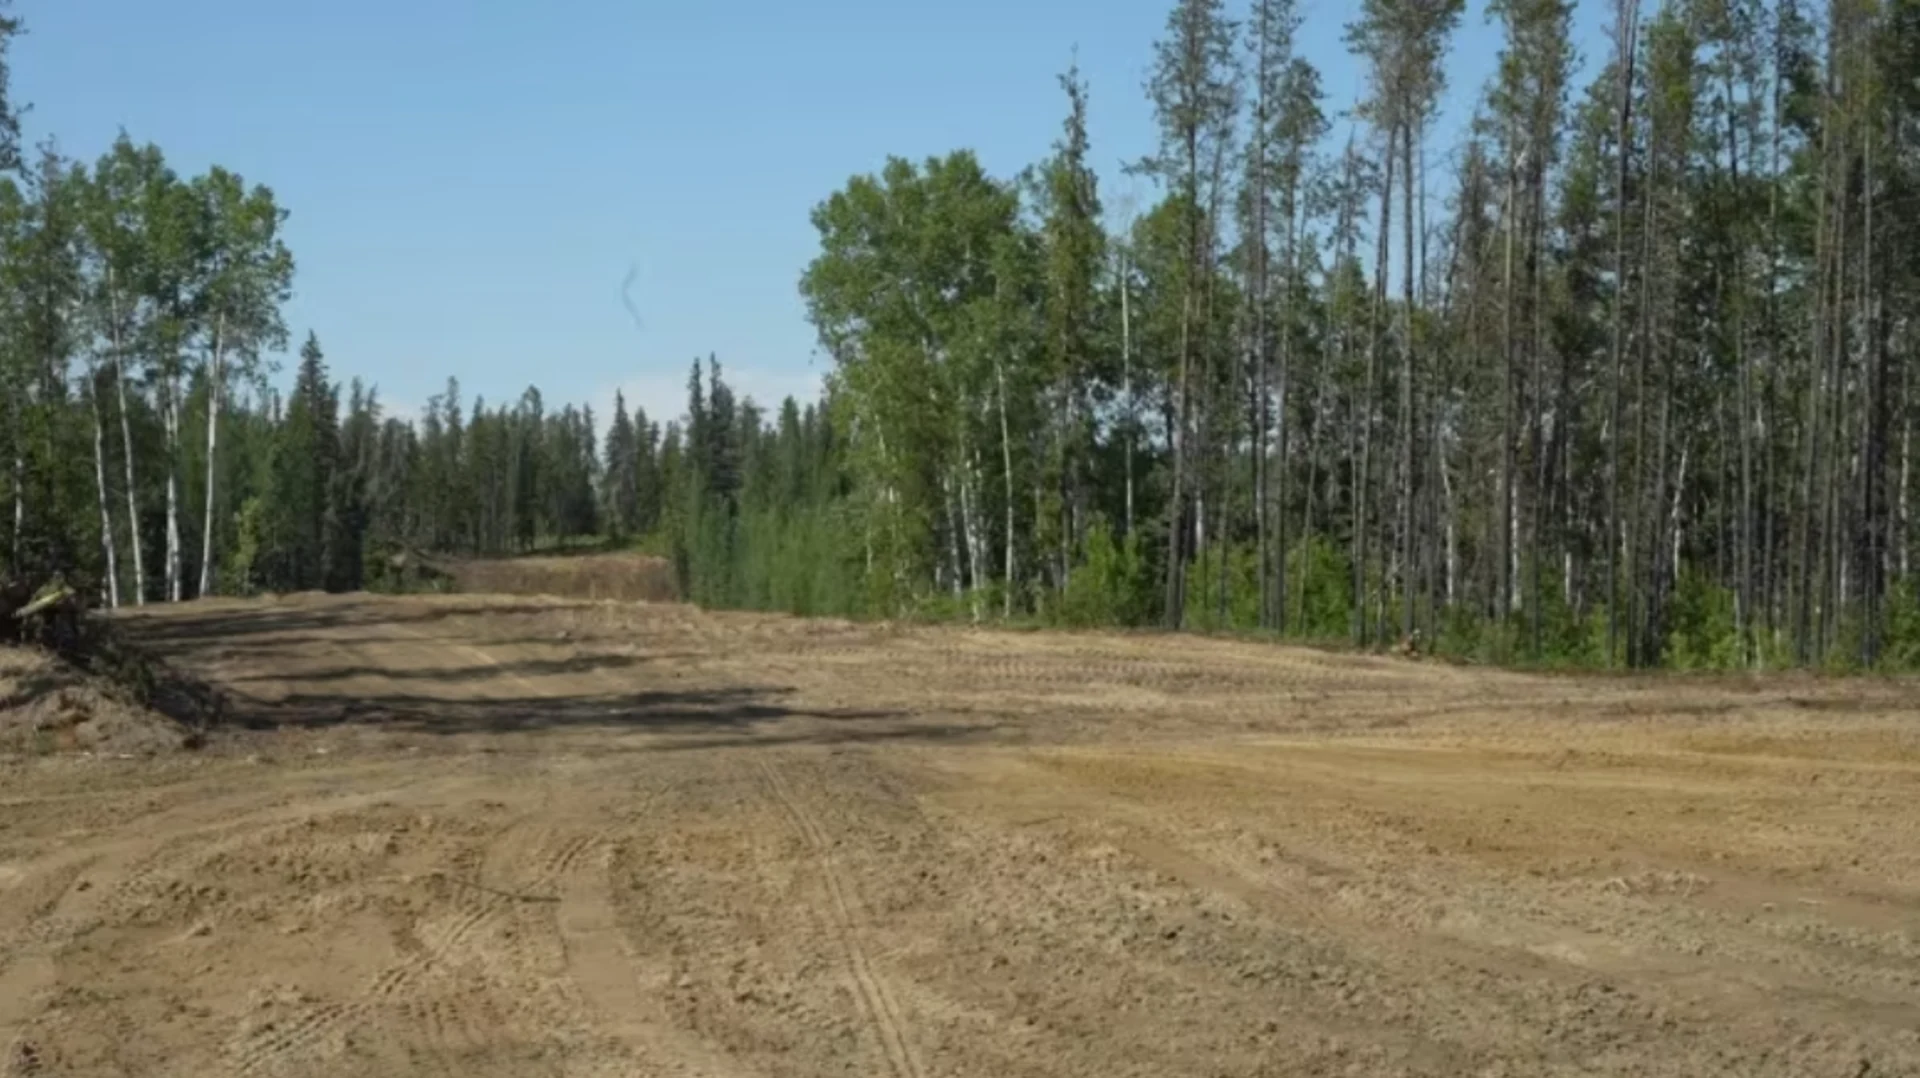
2 592 1917 1076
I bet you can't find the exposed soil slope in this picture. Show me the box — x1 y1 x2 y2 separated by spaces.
0 645 194 756
444 552 676 603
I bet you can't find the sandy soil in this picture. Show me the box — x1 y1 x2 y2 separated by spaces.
445 552 678 603
1 591 1917 1076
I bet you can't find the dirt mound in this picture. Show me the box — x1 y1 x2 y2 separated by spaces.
0 646 196 755
447 552 677 602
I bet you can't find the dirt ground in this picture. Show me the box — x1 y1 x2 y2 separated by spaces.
2 593 1918 1077
444 552 678 603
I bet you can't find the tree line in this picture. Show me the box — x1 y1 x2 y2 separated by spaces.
769 0 1920 670
0 4 616 602
6 0 1920 671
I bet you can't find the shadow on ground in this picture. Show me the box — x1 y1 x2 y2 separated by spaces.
112 595 998 750
115 597 564 646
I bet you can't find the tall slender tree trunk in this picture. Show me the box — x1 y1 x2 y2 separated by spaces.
1204 143 1231 629
1900 397 1912 584
1419 124 1441 634
1605 0 1640 666
88 364 121 608
1526 134 1550 658
942 468 964 599
1631 119 1661 667
1818 140 1848 662
959 442 983 622
1251 14 1273 631
996 358 1016 619
1500 140 1519 624
1054 385 1070 596
1400 119 1418 641
1797 231 1826 662
197 314 227 600
1297 355 1325 635
1274 178 1298 634
105 276 147 606
1763 25 1785 643
1440 424 1458 607
1861 116 1888 667
1356 125 1395 647
1253 284 1270 628
164 368 184 604
1723 72 1755 666
1120 247 1136 540
1164 135 1201 629
1646 266 1676 664
11 417 23 552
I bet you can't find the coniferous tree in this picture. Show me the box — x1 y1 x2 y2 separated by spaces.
1141 0 1240 627
604 391 640 539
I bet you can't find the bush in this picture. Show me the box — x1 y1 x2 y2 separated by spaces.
1059 520 1151 628
1281 535 1353 641
1665 568 1741 671
1183 542 1261 632
1885 581 1920 672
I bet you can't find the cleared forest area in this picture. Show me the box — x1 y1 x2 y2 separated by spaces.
0 592 1914 1077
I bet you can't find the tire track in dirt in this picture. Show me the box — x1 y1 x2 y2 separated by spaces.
554 830 754 1078
0 770 454 1055
755 757 924 1078
963 748 1920 1062
531 644 762 1076
224 813 595 1077
221 618 738 1078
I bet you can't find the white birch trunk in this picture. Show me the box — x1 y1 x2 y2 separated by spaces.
1900 407 1911 581
87 363 121 608
1440 430 1457 607
109 274 146 604
164 371 183 603
10 438 21 548
1119 246 1135 539
959 451 982 623
197 314 226 599
1671 446 1689 586
995 359 1017 618
941 468 963 598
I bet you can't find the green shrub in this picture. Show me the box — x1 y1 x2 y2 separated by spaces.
1885 581 1920 672
1665 568 1741 671
1060 520 1152 628
1280 534 1353 641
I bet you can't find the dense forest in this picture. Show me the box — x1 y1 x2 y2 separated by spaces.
5 0 1920 670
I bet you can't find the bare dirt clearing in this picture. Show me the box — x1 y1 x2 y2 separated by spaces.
2 592 1917 1076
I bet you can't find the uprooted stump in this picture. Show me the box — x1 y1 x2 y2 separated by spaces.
2 576 87 652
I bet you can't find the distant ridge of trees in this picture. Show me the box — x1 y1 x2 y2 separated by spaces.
7 0 1920 672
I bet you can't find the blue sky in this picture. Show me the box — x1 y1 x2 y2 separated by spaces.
15 0 1606 431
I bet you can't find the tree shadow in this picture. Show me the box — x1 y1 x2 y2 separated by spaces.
215 683 996 749
114 595 1000 751
220 651 693 687
114 597 568 647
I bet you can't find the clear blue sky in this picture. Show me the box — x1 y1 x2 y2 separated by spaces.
15 0 1605 431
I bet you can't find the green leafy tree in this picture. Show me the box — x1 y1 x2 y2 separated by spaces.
190 167 293 596
1140 0 1240 627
